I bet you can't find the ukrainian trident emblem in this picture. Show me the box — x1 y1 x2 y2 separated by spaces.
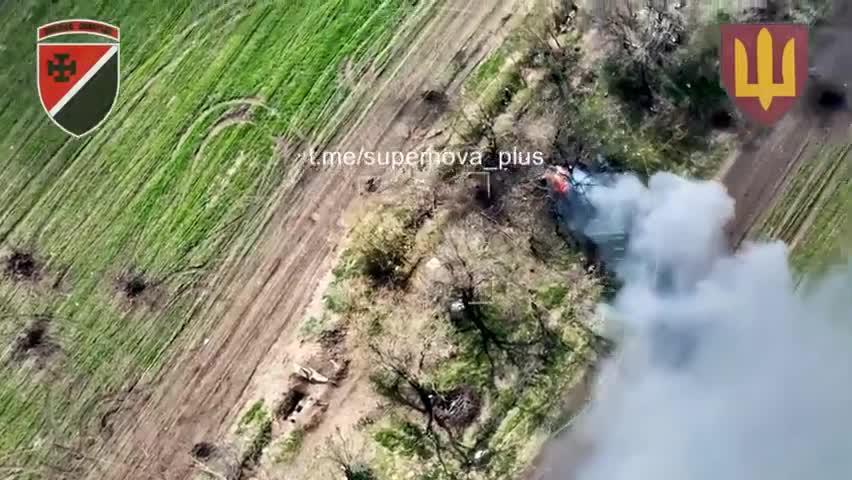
720 24 809 126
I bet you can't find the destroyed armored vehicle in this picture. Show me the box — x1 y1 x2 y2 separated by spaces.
543 159 628 267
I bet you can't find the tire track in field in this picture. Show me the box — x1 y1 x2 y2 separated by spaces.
787 151 848 251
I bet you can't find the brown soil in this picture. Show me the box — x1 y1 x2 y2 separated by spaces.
85 2 532 479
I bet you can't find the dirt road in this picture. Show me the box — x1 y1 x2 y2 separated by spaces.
84 2 531 479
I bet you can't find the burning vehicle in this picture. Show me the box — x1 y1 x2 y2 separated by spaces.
543 160 628 269
543 161 698 369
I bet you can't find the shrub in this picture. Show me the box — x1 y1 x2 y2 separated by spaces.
373 421 432 459
273 428 305 464
350 209 416 287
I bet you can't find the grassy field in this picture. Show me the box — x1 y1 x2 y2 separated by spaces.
758 140 851 274
0 0 417 470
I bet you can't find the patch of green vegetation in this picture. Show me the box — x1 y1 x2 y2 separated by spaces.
603 10 729 125
759 144 826 239
535 284 569 309
243 416 274 469
759 143 851 275
431 343 493 391
324 282 356 315
568 90 667 174
373 420 433 460
332 249 363 282
271 428 306 464
299 313 330 339
0 0 418 471
348 207 418 287
535 6 730 178
238 400 270 433
479 66 526 120
452 46 529 146
788 0 833 24
363 225 603 478
790 166 851 274
466 49 509 94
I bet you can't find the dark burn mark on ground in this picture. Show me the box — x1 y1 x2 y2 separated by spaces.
118 269 153 302
115 268 168 309
11 315 58 365
191 442 215 461
4 250 38 280
124 275 148 299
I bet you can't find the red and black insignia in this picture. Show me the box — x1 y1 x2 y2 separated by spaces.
37 19 120 137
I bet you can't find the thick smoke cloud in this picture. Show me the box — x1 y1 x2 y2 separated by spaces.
566 172 852 480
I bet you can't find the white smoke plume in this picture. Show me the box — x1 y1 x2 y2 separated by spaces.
564 172 852 480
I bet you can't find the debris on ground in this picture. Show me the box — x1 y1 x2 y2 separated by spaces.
433 384 482 429
294 363 330 384
363 177 380 194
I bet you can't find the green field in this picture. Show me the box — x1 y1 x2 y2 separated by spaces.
0 0 416 470
759 140 851 274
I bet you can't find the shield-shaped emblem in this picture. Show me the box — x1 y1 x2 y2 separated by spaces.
720 23 809 126
37 19 120 137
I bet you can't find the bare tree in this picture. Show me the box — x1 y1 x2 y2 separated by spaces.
366 326 475 473
600 0 685 113
322 428 375 480
436 234 564 380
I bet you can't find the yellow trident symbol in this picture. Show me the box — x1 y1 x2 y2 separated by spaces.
734 28 797 110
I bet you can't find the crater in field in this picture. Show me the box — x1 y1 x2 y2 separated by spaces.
115 268 165 308
191 441 216 461
422 89 448 108
124 276 148 299
4 250 38 280
119 270 151 301
11 315 58 364
189 441 240 479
